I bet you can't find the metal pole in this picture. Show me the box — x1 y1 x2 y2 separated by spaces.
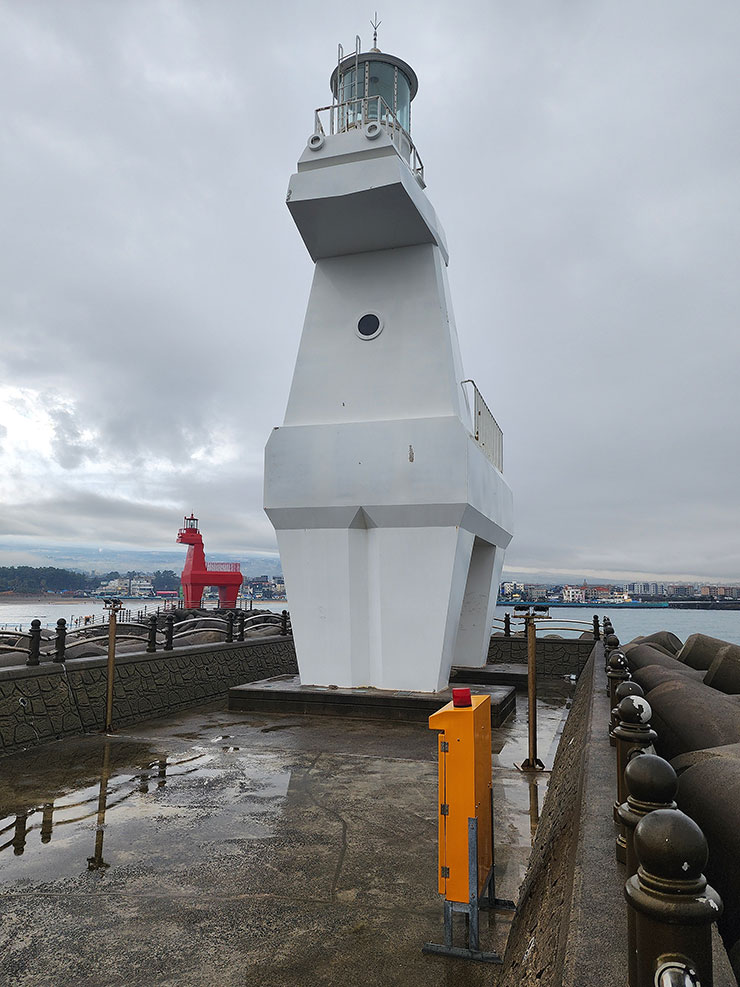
104 600 121 733
88 742 111 871
527 616 537 766
520 614 545 771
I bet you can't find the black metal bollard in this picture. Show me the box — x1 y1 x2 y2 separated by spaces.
613 695 657 834
610 680 644 746
593 614 600 641
13 812 27 855
618 754 678 878
237 613 245 642
625 809 722 987
604 632 620 670
40 803 54 844
281 610 288 636
54 618 66 663
225 612 234 643
147 615 157 653
27 619 41 667
504 612 511 637
164 614 174 651
607 652 630 706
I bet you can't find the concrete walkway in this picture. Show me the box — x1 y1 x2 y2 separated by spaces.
0 681 573 986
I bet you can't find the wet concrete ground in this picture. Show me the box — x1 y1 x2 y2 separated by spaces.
0 679 574 986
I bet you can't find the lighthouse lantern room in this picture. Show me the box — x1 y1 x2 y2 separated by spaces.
264 35 513 693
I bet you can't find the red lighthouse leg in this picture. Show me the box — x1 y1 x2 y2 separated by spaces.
182 580 204 610
218 585 238 609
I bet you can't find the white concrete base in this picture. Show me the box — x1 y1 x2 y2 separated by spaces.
266 415 513 693
277 524 480 692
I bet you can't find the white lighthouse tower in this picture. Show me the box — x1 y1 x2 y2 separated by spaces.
264 38 513 693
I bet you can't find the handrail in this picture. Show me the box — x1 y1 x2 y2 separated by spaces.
174 617 229 630
461 380 503 472
40 633 149 651
66 622 151 638
313 95 424 182
494 616 596 627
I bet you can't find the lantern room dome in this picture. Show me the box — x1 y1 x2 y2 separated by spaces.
329 50 418 134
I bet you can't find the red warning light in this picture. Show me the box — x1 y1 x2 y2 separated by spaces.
452 687 472 708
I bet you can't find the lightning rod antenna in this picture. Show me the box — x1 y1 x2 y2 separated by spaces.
371 12 381 49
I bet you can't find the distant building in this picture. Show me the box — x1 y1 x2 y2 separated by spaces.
95 578 128 596
130 577 154 597
501 581 524 598
562 585 586 604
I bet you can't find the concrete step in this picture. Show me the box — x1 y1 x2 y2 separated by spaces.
228 674 516 726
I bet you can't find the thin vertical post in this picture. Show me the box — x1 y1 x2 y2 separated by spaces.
520 614 545 771
281 609 288 636
467 817 480 951
527 616 537 766
88 743 111 870
104 604 120 733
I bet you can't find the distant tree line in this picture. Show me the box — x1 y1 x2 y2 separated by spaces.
0 566 181 594
151 571 180 591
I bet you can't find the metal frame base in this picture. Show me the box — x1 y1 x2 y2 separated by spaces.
423 807 516 964
516 758 546 772
422 941 503 964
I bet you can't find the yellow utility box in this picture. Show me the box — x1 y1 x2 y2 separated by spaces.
429 692 493 903
423 688 513 963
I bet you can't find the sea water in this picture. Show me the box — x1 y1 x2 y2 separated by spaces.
0 598 287 632
1 599 739 646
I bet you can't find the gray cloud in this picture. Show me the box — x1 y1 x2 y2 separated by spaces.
0 1 739 579
46 405 91 469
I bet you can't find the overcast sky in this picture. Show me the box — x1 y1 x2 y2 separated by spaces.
1 0 739 583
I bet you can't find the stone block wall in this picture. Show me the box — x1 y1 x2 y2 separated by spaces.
0 637 297 756
495 650 596 985
488 634 594 677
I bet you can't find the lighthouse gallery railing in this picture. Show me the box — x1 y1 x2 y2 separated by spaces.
313 95 424 184
461 380 504 473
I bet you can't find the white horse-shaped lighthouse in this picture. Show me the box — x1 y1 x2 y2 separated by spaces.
265 41 513 692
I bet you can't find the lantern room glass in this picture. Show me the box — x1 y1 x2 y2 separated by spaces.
337 60 413 134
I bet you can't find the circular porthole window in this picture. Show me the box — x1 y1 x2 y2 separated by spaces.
356 312 383 340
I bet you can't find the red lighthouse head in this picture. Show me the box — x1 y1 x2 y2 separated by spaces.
177 514 201 545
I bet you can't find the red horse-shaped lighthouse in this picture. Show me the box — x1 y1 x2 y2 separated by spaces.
177 515 243 609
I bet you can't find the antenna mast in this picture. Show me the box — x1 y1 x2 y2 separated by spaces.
370 11 381 49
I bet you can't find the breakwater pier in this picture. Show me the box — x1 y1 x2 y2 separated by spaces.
0 614 739 984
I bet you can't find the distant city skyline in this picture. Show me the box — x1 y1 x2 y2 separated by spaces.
0 539 737 588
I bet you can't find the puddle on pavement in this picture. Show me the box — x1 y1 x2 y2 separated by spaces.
0 741 293 885
0 679 575 904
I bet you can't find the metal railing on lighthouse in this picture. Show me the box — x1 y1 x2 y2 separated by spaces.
461 380 504 473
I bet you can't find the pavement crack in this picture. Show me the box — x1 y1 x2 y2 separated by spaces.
300 753 349 902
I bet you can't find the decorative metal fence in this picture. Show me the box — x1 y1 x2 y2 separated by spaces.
0 608 292 666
